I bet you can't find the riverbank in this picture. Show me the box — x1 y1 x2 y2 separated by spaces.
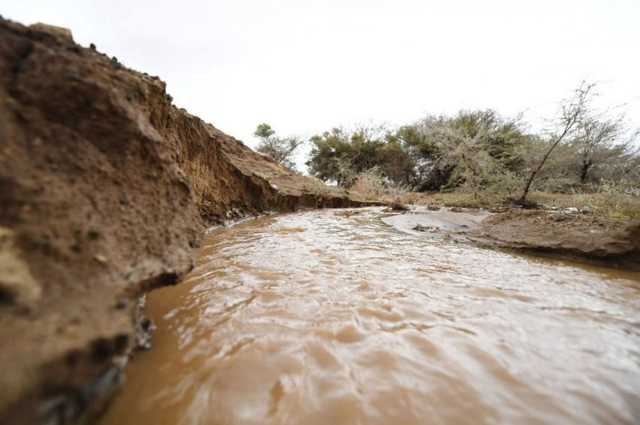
470 209 640 271
381 203 640 271
346 183 640 269
400 191 640 220
0 18 372 425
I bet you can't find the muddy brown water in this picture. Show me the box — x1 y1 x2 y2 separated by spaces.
101 208 640 425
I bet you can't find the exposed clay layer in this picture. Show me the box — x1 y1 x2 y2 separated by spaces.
471 210 640 270
0 18 368 424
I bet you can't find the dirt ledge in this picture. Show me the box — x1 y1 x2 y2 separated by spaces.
470 210 640 270
0 18 371 425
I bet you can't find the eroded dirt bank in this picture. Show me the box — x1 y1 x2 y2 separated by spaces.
471 210 640 270
383 206 640 270
0 18 368 424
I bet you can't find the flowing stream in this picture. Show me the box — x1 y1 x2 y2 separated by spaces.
101 208 640 425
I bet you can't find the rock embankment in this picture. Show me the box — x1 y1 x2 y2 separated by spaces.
0 18 365 424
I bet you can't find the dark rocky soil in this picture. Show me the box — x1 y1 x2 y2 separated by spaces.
0 18 368 425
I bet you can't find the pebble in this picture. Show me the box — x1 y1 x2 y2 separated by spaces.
94 254 108 264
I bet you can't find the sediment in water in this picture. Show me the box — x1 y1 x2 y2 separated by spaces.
0 18 369 424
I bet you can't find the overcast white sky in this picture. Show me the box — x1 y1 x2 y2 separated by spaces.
4 1 640 169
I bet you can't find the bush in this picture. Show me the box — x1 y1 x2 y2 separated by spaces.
307 110 534 193
304 93 639 203
349 169 408 202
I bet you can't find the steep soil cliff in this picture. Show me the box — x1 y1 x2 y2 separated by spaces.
0 18 365 424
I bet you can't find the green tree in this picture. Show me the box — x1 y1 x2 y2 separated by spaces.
392 110 530 192
306 125 415 187
571 110 638 184
254 123 303 170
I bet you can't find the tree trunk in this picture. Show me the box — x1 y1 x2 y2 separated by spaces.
518 138 561 204
518 119 577 204
579 159 592 184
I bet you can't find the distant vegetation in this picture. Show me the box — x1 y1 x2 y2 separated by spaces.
255 82 640 215
254 123 303 170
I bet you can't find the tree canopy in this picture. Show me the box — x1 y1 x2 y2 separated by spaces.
254 123 303 170
305 102 638 196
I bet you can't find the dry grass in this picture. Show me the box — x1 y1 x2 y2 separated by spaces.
397 191 640 220
528 192 640 220
400 191 507 209
340 169 640 220
348 172 408 203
